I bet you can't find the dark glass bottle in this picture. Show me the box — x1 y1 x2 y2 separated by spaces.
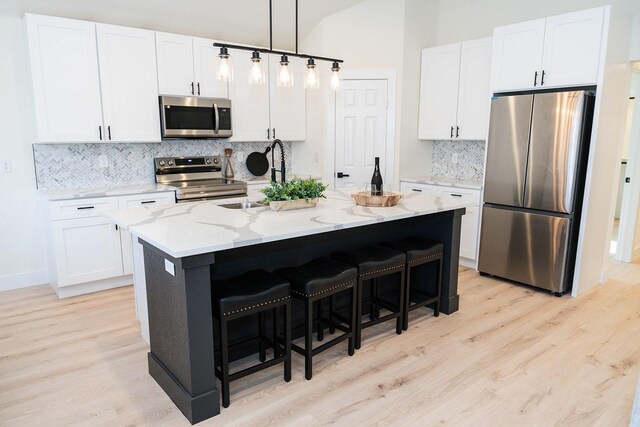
370 157 383 196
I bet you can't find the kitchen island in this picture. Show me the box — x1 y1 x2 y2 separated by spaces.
106 190 470 424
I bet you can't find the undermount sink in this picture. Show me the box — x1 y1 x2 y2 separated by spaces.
219 202 265 209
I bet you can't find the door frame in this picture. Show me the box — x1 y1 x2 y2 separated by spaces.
324 70 397 189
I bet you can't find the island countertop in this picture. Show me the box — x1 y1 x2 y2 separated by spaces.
104 190 471 259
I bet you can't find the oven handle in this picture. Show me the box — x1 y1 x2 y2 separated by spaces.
213 103 220 135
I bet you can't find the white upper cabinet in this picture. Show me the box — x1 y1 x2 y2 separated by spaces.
228 48 271 142
156 33 228 98
268 54 306 141
97 24 160 142
26 14 103 142
491 7 605 92
418 38 492 141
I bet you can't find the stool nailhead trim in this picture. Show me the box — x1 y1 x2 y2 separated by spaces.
360 263 405 278
291 280 356 298
408 253 443 265
222 296 290 316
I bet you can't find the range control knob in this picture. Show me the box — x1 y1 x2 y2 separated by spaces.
159 160 165 166
213 158 219 164
206 158 211 164
168 160 173 166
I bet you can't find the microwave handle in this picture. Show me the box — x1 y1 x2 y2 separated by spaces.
213 103 219 135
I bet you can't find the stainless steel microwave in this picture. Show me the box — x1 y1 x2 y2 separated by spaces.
159 96 232 138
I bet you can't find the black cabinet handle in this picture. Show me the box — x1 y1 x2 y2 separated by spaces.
107 126 111 140
115 224 119 231
191 82 194 95
197 82 201 95
273 128 276 138
336 172 350 178
534 71 538 87
450 126 454 138
541 70 546 86
141 200 156 204
77 206 95 210
411 188 423 192
456 126 460 138
267 128 270 139
450 193 462 197
98 126 102 140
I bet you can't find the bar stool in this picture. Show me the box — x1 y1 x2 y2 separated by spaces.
275 258 357 380
211 269 291 408
381 237 443 330
332 246 406 349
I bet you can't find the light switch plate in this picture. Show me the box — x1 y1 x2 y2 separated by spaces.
0 159 11 173
452 153 458 164
164 259 175 276
236 151 245 162
98 155 108 168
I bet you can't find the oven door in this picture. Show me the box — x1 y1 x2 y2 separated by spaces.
160 96 232 138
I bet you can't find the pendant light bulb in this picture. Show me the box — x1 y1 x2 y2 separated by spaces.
248 51 265 85
278 55 293 87
304 58 319 90
330 61 341 91
217 47 233 82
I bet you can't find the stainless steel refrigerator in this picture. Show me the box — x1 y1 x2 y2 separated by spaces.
478 90 595 295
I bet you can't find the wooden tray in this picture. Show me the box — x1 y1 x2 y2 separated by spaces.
268 198 319 211
351 191 402 207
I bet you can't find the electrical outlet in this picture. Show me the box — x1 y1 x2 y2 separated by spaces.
452 153 458 164
314 152 320 163
236 151 245 162
0 159 12 173
98 155 108 168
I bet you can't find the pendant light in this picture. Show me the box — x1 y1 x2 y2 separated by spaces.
248 51 265 85
217 47 233 82
330 61 341 91
278 55 293 87
304 58 319 89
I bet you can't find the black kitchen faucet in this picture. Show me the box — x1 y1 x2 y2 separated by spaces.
270 139 286 183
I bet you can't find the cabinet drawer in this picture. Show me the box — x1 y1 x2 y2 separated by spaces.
50 197 118 220
117 192 175 208
439 187 481 206
400 182 440 196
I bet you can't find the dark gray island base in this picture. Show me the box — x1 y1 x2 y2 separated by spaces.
141 208 465 424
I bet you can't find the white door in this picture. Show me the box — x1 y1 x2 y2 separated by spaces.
97 24 160 142
228 48 271 142
193 37 228 98
456 38 492 140
417 44 460 140
25 14 103 142
335 79 388 189
155 32 195 96
491 18 546 92
541 7 604 88
52 217 123 287
269 54 306 141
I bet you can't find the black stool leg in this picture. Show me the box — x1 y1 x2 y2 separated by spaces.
272 307 279 357
403 265 411 330
348 285 356 356
258 311 266 362
317 299 324 342
305 298 314 380
355 277 364 350
329 295 335 334
397 269 405 335
220 317 230 408
370 278 378 321
284 301 292 382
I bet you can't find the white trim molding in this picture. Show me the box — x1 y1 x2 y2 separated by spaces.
0 269 49 292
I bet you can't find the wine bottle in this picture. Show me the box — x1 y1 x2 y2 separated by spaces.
370 157 383 196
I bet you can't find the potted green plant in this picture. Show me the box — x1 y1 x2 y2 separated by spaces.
260 178 328 211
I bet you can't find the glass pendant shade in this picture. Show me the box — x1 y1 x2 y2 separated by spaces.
217 47 234 82
304 58 319 90
277 55 293 87
330 61 341 91
248 51 265 85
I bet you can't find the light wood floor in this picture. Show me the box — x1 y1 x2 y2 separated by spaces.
1 264 639 427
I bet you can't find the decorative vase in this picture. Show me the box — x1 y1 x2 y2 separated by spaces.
223 148 235 179
268 198 320 211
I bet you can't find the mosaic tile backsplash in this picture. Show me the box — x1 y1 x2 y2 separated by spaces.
33 140 292 190
431 140 485 181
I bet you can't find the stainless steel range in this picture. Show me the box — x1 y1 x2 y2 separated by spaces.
155 156 247 203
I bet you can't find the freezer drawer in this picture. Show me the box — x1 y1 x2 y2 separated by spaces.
478 206 571 293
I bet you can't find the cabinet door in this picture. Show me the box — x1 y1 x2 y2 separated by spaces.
417 44 460 140
491 19 545 92
268 54 306 141
25 14 103 142
541 7 604 88
52 216 123 286
460 205 479 260
228 48 271 142
155 32 195 96
120 229 133 275
97 24 160 142
193 37 228 98
456 38 492 140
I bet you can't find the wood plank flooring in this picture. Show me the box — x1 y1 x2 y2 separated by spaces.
1 263 639 426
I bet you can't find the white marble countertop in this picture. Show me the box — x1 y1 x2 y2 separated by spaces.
103 189 471 259
41 183 176 201
400 176 483 190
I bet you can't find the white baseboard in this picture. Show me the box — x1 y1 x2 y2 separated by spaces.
55 275 133 299
600 267 610 283
0 269 49 292
459 257 477 269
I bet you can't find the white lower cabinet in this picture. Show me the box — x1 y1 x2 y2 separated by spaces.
46 191 175 298
400 181 481 265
